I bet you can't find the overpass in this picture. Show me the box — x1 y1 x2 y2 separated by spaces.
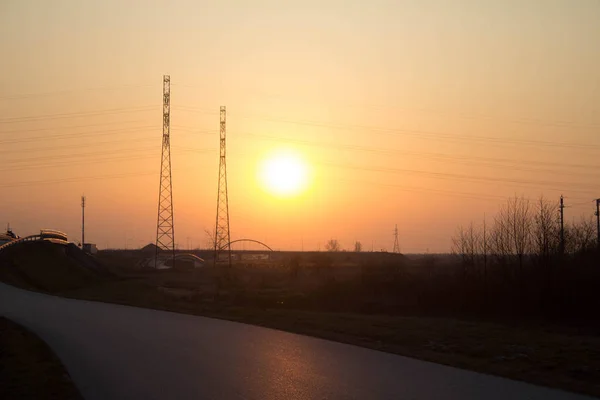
0 229 69 253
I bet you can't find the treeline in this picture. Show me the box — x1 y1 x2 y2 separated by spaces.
275 196 600 325
451 196 597 276
433 196 599 322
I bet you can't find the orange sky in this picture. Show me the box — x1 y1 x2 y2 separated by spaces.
1 0 599 252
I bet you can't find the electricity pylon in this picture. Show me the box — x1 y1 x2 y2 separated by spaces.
214 106 231 267
393 224 400 253
155 75 175 268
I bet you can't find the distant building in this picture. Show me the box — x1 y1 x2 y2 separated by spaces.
83 243 98 254
141 243 160 254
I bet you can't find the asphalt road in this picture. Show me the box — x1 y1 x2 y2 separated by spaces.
0 283 595 400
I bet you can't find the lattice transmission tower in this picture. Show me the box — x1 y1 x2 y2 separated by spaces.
393 224 400 253
155 75 175 267
81 195 86 247
214 106 231 267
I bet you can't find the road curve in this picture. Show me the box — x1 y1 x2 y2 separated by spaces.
0 283 594 400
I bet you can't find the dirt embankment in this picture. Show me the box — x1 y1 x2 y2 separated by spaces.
0 241 110 293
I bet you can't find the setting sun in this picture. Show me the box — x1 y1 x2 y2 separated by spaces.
259 151 309 197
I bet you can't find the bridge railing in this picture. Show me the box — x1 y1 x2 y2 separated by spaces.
0 235 41 252
39 229 68 241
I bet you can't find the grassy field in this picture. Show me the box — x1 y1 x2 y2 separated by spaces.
1 244 599 397
0 317 82 400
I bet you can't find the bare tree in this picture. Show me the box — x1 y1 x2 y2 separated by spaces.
354 241 362 252
490 207 512 267
566 217 596 254
325 239 341 252
466 223 480 268
204 228 216 250
480 215 488 280
504 196 533 272
451 223 481 276
533 196 560 265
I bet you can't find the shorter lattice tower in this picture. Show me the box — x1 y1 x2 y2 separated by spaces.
214 106 231 267
393 224 400 253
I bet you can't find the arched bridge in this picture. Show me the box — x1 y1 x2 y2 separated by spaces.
224 239 274 252
148 253 206 269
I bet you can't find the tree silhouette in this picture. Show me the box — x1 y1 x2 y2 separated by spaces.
326 239 341 252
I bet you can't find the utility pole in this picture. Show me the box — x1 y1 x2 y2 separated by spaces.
595 199 600 250
483 213 487 281
559 195 565 255
81 195 86 248
393 224 400 253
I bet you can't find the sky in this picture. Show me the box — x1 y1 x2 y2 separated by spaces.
1 0 599 252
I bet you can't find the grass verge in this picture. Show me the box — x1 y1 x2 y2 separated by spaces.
0 317 82 400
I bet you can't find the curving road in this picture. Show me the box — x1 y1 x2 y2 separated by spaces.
0 283 594 400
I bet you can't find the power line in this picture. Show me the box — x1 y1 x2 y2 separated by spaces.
322 162 597 195
0 129 215 156
334 178 513 202
0 125 155 145
173 87 600 131
0 119 150 135
0 105 157 124
2 146 157 165
173 126 600 175
164 126 597 199
228 145 596 199
222 111 600 151
0 153 158 173
566 199 597 207
0 171 155 189
172 106 218 115
0 136 158 156
1 142 215 164
245 132 600 177
171 127 217 135
0 148 214 174
0 83 154 100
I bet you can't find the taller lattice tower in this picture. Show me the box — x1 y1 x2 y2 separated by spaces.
214 106 231 267
155 75 175 267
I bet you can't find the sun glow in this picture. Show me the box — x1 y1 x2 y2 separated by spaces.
259 151 309 197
